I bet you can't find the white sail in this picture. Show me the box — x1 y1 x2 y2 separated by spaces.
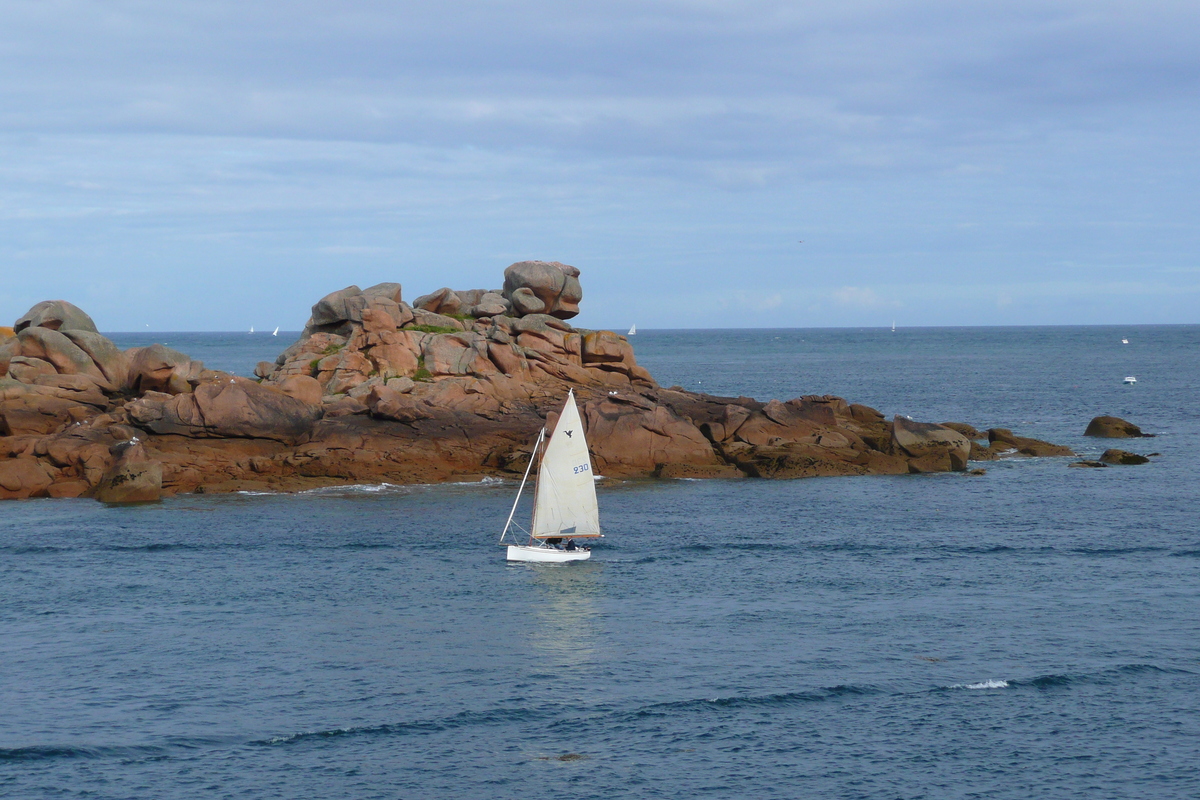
249 326 254 334
272 326 279 336
628 324 636 335
531 390 600 539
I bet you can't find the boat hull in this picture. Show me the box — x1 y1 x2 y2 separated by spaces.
506 545 591 563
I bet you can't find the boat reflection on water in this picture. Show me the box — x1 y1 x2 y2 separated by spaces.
523 563 606 677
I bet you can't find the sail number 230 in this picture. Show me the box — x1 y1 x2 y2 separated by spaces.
572 463 590 474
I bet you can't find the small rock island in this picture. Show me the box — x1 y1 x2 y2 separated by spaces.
1 261 1073 502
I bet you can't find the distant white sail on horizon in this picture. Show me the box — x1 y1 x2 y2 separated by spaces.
628 324 636 335
249 326 254 334
531 391 600 539
272 326 279 336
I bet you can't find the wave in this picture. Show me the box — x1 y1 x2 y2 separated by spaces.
635 684 880 716
254 706 548 747
0 545 70 554
0 744 167 762
1171 549 1200 558
947 663 1196 694
297 478 511 497
105 543 206 553
1068 546 1171 556
949 679 1009 690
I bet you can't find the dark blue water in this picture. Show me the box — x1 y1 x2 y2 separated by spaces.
4 327 1199 799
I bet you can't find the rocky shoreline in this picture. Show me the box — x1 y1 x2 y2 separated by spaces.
1 261 1102 503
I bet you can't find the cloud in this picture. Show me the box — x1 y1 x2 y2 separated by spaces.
2 1 1199 328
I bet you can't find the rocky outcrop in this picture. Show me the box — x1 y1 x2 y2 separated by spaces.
259 270 647 402
985 428 1075 458
892 416 972 472
1099 449 1151 465
1 262 1081 500
127 378 321 444
1085 415 1151 438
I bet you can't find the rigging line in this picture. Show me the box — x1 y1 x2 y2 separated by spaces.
500 427 544 544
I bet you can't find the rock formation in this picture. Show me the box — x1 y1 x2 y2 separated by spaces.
1085 415 1151 438
1098 449 1151 465
1 262 1080 501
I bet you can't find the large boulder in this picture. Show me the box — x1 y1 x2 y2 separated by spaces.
1085 415 1150 438
16 327 111 387
6 356 58 383
362 282 403 303
422 333 497 377
93 440 162 503
0 336 17 377
502 261 583 320
126 344 201 395
892 416 972 472
581 331 633 364
62 331 130 390
310 285 366 327
0 456 58 499
14 300 98 334
0 379 94 435
127 377 322 443
413 287 463 316
275 374 324 405
583 396 718 474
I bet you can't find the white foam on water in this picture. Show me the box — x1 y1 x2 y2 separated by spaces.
951 679 1009 690
299 483 402 495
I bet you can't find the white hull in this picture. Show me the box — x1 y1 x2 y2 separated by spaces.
507 545 591 563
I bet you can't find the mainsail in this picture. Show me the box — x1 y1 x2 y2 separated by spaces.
531 390 600 539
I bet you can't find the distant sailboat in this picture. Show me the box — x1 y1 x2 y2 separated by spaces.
891 320 896 332
499 390 600 563
249 326 254 334
628 324 636 336
272 326 279 336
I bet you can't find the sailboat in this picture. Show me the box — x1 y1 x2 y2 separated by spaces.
499 389 601 563
272 326 279 336
249 326 255 334
891 320 896 332
627 324 636 336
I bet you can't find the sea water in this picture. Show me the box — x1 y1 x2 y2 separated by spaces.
2 326 1199 799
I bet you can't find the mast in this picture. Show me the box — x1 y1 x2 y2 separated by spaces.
528 425 545 544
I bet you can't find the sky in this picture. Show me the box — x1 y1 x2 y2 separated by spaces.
2 0 1198 332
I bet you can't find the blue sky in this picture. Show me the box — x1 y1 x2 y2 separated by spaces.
2 0 1197 331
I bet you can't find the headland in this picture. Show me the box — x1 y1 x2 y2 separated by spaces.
1 261 1076 502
